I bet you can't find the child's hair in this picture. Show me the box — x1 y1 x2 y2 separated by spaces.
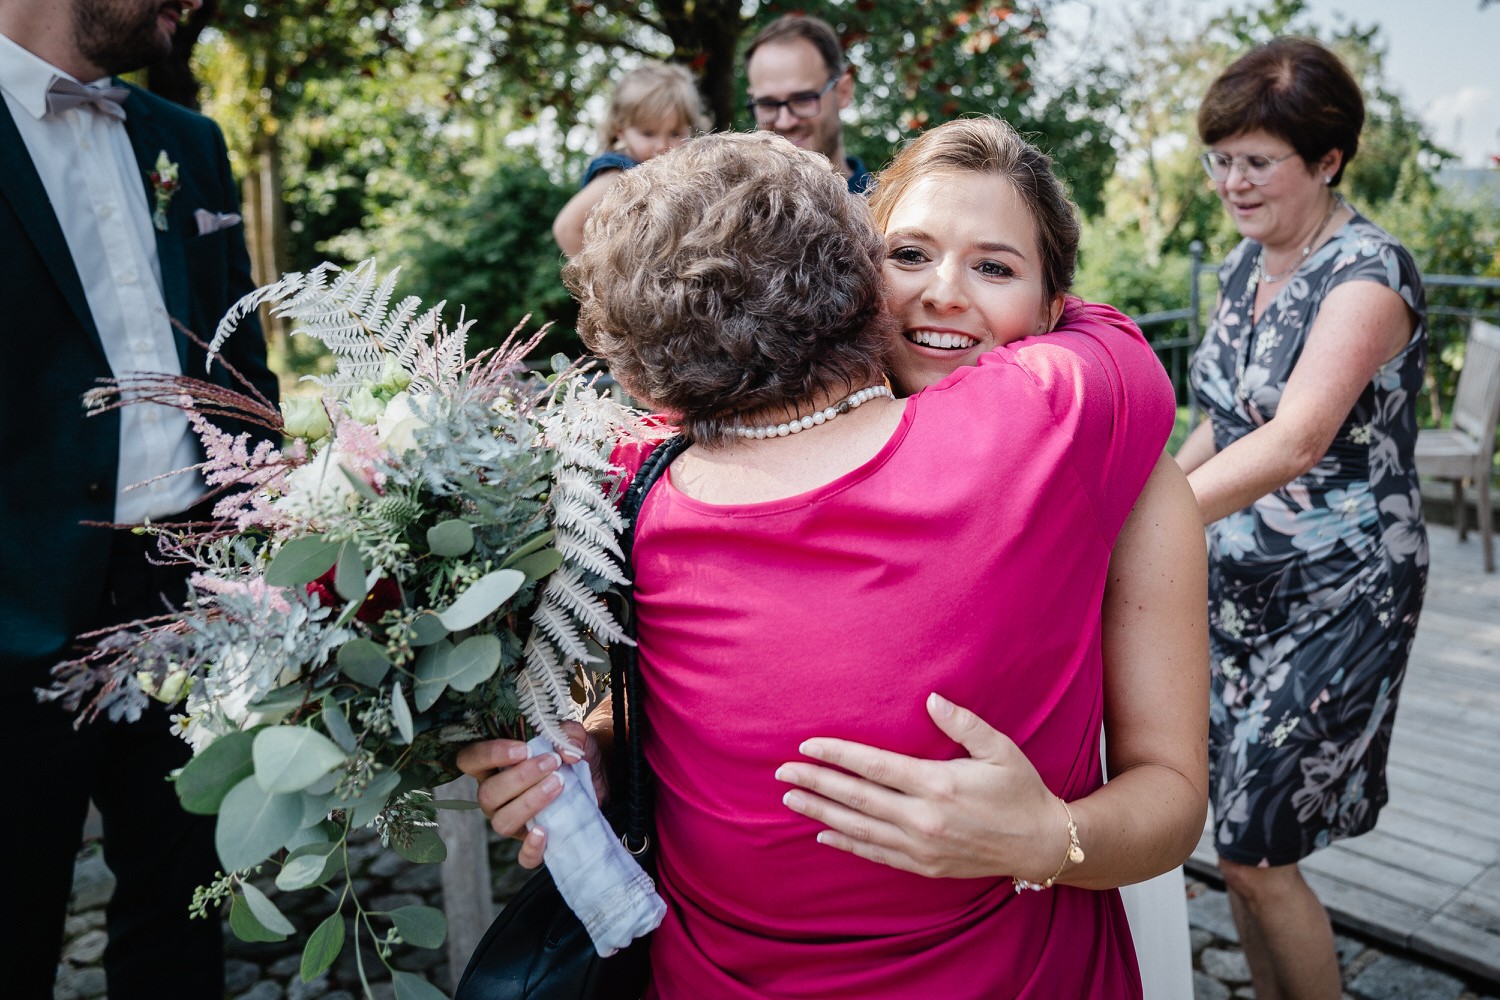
597 61 709 153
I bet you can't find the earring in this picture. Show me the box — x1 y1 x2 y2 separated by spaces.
1324 176 1333 185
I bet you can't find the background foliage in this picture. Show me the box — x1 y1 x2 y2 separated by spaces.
151 0 1498 417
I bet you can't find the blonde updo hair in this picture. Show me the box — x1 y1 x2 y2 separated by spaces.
564 132 894 446
598 61 709 153
869 116 1081 306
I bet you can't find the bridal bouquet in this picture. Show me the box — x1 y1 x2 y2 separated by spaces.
45 260 661 997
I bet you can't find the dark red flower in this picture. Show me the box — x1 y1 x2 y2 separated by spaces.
358 576 403 623
306 569 403 623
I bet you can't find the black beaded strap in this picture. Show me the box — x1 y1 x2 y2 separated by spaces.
609 435 689 855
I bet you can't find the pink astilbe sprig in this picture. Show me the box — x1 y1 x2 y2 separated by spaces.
188 572 292 616
188 412 306 532
432 318 553 410
329 418 387 494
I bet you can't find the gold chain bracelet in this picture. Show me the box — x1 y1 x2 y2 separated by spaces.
1012 798 1085 893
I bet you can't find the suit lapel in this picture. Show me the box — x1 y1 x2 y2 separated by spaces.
121 86 192 371
0 97 104 351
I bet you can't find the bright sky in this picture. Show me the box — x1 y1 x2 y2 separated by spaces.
1051 0 1500 167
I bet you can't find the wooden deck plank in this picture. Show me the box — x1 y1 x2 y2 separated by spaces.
1411 910 1500 983
1387 757 1499 802
1388 768 1500 816
1190 522 1500 986
1301 844 1459 914
1367 806 1500 862
1310 826 1484 888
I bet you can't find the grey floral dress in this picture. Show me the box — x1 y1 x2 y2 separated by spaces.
1188 210 1428 866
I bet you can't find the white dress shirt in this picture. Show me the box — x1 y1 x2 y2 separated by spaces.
0 31 203 523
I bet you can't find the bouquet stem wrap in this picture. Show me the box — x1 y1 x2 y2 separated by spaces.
525 735 666 955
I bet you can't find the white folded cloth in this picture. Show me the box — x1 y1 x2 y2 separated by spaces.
525 734 667 956
193 208 242 235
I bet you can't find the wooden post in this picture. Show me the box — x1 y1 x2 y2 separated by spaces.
436 776 494 990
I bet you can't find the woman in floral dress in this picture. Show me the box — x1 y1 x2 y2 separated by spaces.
1177 37 1428 1000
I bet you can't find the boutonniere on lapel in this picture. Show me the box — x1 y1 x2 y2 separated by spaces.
148 151 180 231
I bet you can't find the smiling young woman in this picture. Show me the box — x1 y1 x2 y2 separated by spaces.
879 172 1064 390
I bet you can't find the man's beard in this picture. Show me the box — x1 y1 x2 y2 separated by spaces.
73 2 175 77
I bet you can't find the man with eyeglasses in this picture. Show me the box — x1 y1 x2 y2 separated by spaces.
744 14 872 194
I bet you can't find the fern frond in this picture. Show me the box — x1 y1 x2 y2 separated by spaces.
206 265 328 367
531 595 593 663
554 531 630 585
381 295 423 350
362 267 402 338
554 496 625 562
554 468 627 532
513 665 579 751
545 566 629 645
516 635 583 746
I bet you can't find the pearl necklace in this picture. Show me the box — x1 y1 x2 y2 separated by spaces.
730 383 894 439
1255 194 1344 285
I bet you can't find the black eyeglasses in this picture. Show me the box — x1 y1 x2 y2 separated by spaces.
746 76 839 124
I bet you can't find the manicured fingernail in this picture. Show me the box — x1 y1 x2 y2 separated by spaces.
798 741 824 759
774 765 793 782
537 752 560 773
540 774 563 794
526 827 545 843
815 831 833 846
782 790 803 810
504 744 528 762
928 692 954 718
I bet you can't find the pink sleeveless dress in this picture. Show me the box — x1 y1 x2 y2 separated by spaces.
623 301 1173 999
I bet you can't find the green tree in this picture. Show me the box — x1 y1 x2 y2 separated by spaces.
1073 0 1500 422
329 149 578 360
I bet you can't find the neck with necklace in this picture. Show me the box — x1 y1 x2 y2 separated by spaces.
1256 193 1346 285
730 382 894 440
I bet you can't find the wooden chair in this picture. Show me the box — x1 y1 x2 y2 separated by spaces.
1415 318 1500 572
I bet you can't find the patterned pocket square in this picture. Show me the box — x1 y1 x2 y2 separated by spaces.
194 208 242 236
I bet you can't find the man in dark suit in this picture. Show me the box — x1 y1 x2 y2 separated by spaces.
0 1 278 995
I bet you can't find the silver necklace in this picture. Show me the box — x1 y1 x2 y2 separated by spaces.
730 383 893 439
1255 194 1345 285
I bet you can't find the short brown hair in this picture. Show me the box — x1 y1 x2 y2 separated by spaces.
745 13 845 76
869 116 1081 304
598 61 709 153
1197 37 1363 186
564 132 893 446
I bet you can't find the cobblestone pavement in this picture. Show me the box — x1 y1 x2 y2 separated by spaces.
54 841 1499 1000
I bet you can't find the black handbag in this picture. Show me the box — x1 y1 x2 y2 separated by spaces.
454 436 688 1000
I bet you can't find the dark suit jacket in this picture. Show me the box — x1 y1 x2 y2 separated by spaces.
0 82 279 694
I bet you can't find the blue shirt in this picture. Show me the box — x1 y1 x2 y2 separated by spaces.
846 155 873 195
581 150 638 187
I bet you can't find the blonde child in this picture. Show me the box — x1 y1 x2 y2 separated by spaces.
551 61 707 255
